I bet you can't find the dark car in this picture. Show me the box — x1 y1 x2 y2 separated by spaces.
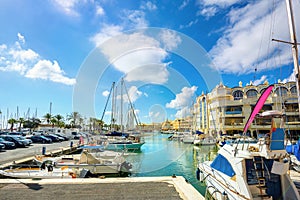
0 135 27 148
0 132 8 135
42 134 61 142
53 133 69 141
0 138 16 149
30 135 52 143
9 132 26 136
0 143 4 151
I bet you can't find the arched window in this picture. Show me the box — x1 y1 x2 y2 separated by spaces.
246 89 258 98
290 86 297 94
232 90 243 100
275 87 288 96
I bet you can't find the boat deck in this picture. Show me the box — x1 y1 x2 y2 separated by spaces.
0 176 204 200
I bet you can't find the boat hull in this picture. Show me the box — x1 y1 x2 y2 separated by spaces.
105 142 144 151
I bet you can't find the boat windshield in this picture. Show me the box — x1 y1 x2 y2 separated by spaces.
210 154 235 177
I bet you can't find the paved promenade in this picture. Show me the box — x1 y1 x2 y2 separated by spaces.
0 176 204 200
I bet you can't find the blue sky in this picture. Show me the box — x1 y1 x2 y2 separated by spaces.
0 0 299 125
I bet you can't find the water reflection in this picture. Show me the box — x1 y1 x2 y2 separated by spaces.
129 132 218 194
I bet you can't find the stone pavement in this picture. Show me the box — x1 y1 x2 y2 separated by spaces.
0 176 204 200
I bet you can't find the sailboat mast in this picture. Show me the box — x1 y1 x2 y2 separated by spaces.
285 0 300 116
121 78 124 133
111 82 116 131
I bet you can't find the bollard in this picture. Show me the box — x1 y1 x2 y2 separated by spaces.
70 141 73 148
42 146 46 155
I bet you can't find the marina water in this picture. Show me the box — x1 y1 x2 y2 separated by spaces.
127 132 218 195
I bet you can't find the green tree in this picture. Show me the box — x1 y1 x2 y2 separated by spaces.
23 118 41 131
43 113 52 124
8 118 17 132
18 117 25 132
67 112 81 128
54 114 64 128
50 118 57 128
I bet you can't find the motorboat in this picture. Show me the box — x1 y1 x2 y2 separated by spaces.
0 163 78 179
194 135 216 146
34 148 132 176
196 85 300 199
182 133 195 144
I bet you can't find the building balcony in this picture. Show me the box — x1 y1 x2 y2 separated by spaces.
225 110 243 115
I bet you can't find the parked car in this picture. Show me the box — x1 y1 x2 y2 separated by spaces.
17 136 32 146
0 143 4 151
0 132 9 135
71 132 80 139
0 135 27 148
30 135 52 144
9 132 26 136
53 133 69 141
42 134 61 142
0 138 16 149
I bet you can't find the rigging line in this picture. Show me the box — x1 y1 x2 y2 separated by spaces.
254 1 269 81
122 80 140 127
265 0 277 70
100 82 115 123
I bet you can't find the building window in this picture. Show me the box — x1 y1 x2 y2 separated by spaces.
232 90 243 100
246 89 258 98
290 86 297 94
275 87 288 96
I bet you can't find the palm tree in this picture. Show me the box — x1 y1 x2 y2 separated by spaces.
18 117 24 132
50 118 57 128
23 118 41 132
54 114 64 127
8 118 17 132
67 112 80 128
43 113 52 124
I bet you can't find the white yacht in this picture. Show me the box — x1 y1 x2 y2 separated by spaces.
197 110 300 200
197 84 300 199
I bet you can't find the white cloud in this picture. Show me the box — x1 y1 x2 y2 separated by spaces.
159 29 182 51
51 0 80 16
208 1 297 75
9 48 39 62
174 106 191 119
179 19 199 29
102 90 110 97
98 31 172 84
125 86 143 103
0 44 7 51
197 7 217 17
201 0 241 7
96 4 105 16
141 1 157 11
166 86 197 118
282 68 296 83
0 62 27 75
124 64 169 84
179 0 189 10
0 33 75 85
91 12 182 84
252 75 267 86
197 0 241 17
123 10 148 29
25 60 76 85
90 24 123 47
17 33 25 44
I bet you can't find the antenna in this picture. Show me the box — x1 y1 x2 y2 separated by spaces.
50 102 52 116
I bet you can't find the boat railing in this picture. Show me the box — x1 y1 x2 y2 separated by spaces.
203 162 238 194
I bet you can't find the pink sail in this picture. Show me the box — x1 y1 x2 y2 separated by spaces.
243 85 274 134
